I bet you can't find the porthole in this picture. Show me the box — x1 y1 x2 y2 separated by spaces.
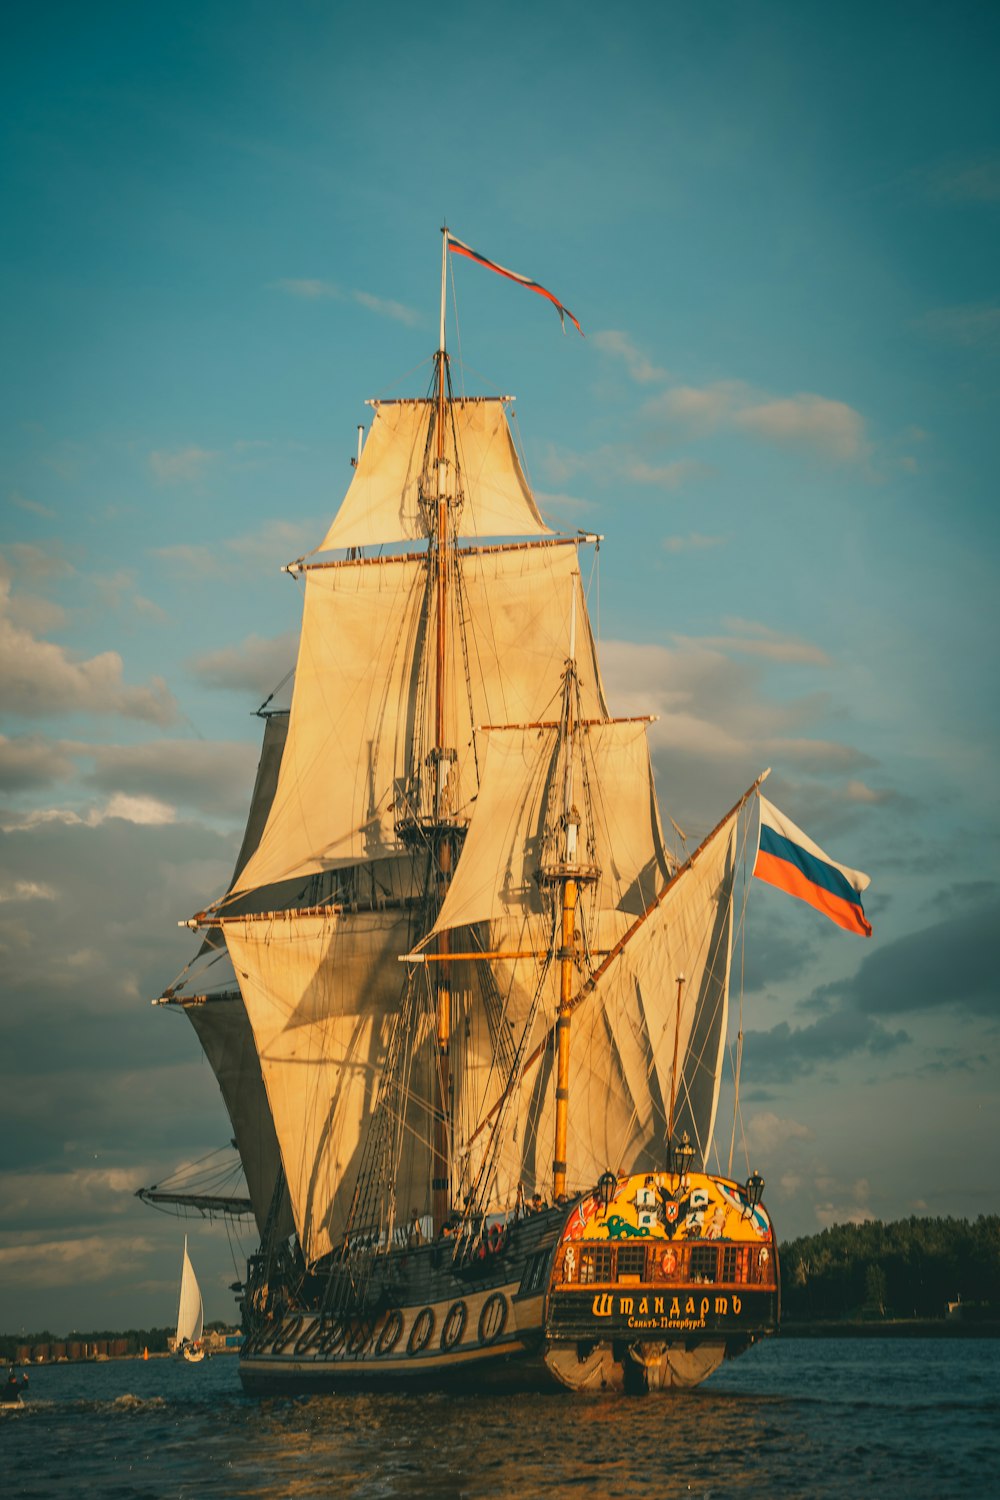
407 1306 435 1355
346 1318 374 1357
376 1309 404 1355
441 1300 467 1350
293 1318 323 1355
272 1316 303 1354
317 1319 346 1356
478 1292 508 1345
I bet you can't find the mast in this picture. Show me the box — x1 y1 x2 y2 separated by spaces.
546 580 598 1202
432 225 453 1232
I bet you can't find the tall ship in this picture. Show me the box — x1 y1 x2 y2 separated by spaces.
145 233 791 1394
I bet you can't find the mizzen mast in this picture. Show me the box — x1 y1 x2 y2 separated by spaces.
540 580 600 1202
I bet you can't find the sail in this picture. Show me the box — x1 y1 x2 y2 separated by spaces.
426 720 672 949
176 1237 204 1346
315 399 550 552
197 711 289 962
182 995 293 1240
224 903 421 1265
174 711 295 1240
230 542 606 896
478 809 739 1204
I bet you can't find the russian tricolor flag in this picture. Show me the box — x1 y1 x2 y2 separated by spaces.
754 797 872 937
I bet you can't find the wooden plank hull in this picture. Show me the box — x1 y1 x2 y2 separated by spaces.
238 1172 780 1395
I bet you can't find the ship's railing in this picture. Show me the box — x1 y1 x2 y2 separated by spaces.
562 1240 775 1288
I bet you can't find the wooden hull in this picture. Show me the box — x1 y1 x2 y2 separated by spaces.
238 1173 780 1395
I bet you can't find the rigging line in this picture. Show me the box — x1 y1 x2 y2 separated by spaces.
255 669 294 717
729 802 754 1175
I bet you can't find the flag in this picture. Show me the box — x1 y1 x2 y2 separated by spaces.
754 796 872 937
446 232 583 335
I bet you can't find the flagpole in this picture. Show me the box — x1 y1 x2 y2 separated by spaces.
439 225 448 355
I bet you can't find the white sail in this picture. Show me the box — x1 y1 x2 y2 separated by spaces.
230 542 606 897
315 399 551 552
175 1236 204 1347
224 905 419 1264
474 810 739 1204
177 710 295 1239
183 996 293 1240
426 720 672 948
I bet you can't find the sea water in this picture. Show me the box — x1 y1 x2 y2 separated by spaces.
3 1339 997 1498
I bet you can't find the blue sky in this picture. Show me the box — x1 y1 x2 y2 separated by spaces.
1 0 997 1331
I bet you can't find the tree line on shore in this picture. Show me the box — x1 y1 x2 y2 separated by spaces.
0 1321 234 1362
780 1214 1000 1321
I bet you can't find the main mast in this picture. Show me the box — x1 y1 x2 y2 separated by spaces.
432 226 454 1233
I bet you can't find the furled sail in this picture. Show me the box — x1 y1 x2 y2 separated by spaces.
315 399 550 552
230 542 606 896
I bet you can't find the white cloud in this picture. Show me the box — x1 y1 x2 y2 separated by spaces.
149 446 221 483
80 739 260 816
747 1111 813 1154
623 457 711 489
102 792 176 824
592 329 667 383
0 878 56 902
91 570 168 623
698 618 831 666
273 278 421 326
0 1233 156 1288
352 289 421 326
1 794 176 832
8 490 54 519
644 380 867 462
645 382 742 433
0 579 176 725
734 394 866 461
187 632 296 695
534 489 598 521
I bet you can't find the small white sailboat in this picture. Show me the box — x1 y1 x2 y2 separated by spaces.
174 1235 205 1362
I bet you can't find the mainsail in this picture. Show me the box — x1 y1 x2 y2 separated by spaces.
229 543 606 896
175 1236 204 1347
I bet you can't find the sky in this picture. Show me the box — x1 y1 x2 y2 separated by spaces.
1 0 998 1333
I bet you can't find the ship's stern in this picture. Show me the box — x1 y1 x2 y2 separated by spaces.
543 1169 779 1392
